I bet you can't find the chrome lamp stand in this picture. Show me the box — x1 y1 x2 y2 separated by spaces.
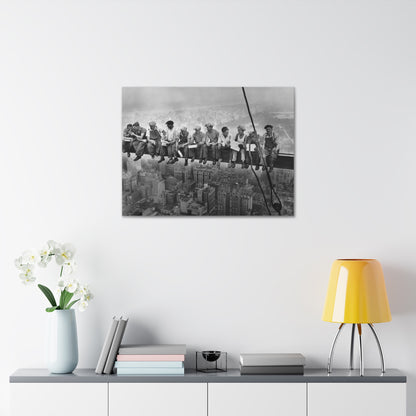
327 323 385 376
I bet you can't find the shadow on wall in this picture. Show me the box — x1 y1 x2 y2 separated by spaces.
122 320 161 345
383 265 416 316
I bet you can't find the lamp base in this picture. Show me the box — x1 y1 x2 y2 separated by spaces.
327 323 385 376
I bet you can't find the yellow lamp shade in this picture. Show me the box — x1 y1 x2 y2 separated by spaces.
322 259 391 323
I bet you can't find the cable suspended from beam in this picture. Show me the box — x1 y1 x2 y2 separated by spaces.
241 87 283 215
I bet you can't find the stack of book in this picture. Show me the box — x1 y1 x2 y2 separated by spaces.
240 353 305 375
114 344 186 375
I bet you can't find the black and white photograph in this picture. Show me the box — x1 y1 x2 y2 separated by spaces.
122 87 295 216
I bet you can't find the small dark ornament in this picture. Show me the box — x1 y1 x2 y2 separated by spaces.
196 351 227 373
202 351 221 362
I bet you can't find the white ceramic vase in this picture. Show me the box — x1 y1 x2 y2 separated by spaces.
47 309 78 374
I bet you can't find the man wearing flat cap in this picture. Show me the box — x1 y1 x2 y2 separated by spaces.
191 126 207 164
147 121 162 159
246 131 261 170
218 126 232 166
160 120 179 164
230 125 248 168
205 123 220 165
177 126 190 165
130 122 148 161
122 123 134 157
261 124 280 171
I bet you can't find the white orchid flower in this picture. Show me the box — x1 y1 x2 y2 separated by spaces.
18 263 35 276
15 259 37 278
38 258 51 268
21 249 40 265
78 284 94 302
15 256 27 270
39 245 50 257
20 274 36 285
77 284 89 296
19 268 34 278
55 243 76 266
57 279 66 292
65 279 79 294
19 268 36 285
46 240 60 254
38 245 52 267
83 292 94 302
78 300 88 312
39 243 52 260
62 260 77 275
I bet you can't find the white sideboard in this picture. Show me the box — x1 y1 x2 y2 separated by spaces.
308 382 406 416
10 383 107 416
10 369 407 416
208 382 306 416
110 383 207 416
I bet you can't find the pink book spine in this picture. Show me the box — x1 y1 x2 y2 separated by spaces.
116 354 185 361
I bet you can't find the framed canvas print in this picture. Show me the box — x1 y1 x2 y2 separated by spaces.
122 87 295 216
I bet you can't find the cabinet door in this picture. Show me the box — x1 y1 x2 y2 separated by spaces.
308 383 406 416
208 383 306 416
109 383 207 416
11 383 107 416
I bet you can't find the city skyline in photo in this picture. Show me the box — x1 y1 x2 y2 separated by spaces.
123 157 294 216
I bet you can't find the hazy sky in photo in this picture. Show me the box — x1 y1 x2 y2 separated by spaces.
122 87 295 112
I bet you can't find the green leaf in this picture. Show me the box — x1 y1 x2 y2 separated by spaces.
38 284 57 307
59 290 74 309
66 299 80 310
63 292 74 309
46 306 58 312
59 290 67 309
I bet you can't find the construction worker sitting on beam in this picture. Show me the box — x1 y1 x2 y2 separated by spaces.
261 124 280 171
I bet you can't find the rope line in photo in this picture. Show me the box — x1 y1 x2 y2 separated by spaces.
241 87 283 215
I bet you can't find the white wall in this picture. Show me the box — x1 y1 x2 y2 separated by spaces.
1 0 415 414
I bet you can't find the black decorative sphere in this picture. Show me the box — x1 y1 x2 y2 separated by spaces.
202 351 221 362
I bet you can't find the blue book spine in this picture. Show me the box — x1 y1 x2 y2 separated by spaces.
116 367 185 375
115 361 184 368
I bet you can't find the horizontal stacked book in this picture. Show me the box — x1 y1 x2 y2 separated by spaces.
115 344 186 375
240 353 305 375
